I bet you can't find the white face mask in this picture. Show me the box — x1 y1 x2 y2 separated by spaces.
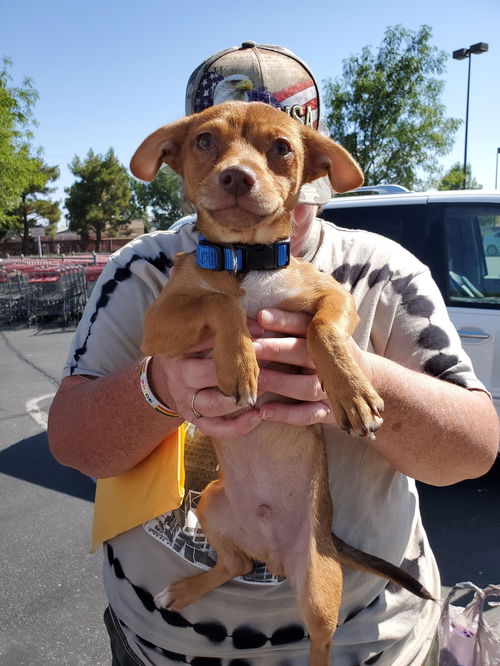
297 176 333 205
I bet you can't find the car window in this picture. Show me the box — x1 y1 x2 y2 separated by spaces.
444 204 500 309
320 203 447 293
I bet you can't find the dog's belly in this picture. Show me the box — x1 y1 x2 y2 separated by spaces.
240 270 301 319
214 268 326 577
215 421 327 579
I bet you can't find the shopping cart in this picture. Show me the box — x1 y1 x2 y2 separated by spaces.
0 255 108 326
26 265 87 326
0 269 28 324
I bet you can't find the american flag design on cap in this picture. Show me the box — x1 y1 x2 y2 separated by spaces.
193 71 224 113
273 81 319 128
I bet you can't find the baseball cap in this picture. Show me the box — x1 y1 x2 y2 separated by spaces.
185 41 332 204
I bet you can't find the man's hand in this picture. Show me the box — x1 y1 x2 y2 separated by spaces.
254 308 374 427
151 307 371 437
149 318 264 439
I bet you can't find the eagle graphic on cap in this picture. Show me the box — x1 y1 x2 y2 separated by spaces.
213 75 253 104
213 74 282 108
195 72 282 112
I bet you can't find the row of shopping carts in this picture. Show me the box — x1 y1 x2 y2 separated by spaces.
0 256 108 326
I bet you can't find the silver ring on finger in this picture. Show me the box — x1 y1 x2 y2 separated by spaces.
191 389 204 419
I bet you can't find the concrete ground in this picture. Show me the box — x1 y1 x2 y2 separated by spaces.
0 322 498 665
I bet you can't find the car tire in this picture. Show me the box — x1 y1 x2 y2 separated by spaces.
486 245 498 256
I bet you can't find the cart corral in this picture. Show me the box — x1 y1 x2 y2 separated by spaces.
0 255 110 326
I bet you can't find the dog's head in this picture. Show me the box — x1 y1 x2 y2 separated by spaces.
130 101 363 243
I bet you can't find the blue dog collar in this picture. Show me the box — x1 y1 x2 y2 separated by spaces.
196 235 290 274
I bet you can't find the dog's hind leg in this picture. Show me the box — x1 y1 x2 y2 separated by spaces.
155 479 253 611
285 447 342 666
293 548 343 666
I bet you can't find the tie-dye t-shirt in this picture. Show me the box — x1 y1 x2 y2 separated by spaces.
63 218 486 666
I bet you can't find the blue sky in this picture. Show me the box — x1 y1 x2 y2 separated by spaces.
2 0 500 226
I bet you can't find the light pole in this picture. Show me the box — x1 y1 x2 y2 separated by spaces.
452 42 488 190
496 147 500 190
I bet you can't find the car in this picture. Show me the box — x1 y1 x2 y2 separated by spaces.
319 189 500 430
483 230 500 256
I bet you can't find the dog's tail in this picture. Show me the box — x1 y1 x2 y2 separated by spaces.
332 533 435 601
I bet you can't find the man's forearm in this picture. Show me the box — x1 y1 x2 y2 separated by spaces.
365 351 499 486
48 359 183 478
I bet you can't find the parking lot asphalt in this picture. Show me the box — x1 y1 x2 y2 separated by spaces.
0 322 499 665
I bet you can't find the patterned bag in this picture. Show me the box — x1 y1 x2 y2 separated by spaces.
438 582 500 665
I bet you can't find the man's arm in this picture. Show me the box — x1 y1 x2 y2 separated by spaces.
48 360 182 478
48 353 263 479
254 309 499 487
49 308 498 485
361 353 497 486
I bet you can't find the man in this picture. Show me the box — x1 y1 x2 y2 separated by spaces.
48 42 499 665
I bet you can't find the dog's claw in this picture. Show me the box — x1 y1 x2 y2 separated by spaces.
326 381 384 439
215 345 259 409
235 392 258 408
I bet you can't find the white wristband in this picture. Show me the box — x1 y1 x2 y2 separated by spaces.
139 356 179 418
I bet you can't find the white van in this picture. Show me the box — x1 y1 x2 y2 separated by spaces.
320 190 500 428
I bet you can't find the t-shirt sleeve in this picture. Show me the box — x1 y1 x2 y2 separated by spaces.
380 268 488 392
62 239 172 379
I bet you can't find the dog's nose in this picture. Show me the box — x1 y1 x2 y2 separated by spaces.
219 167 256 197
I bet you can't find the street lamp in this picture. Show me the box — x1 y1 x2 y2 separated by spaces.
496 148 500 190
452 42 488 190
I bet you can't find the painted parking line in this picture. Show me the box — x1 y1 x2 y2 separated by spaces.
26 393 55 429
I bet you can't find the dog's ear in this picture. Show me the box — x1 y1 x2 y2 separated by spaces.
130 115 194 181
302 128 364 193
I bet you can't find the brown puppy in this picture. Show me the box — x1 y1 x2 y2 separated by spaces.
131 101 432 665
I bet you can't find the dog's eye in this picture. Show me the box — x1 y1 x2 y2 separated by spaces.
272 139 292 157
196 133 214 151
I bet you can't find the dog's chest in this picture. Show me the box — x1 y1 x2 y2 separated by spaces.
239 270 298 319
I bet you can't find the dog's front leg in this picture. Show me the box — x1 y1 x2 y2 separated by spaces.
202 291 259 406
142 289 259 407
307 289 384 437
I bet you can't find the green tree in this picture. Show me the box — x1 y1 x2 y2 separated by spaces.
9 155 61 252
324 25 461 190
65 148 134 251
128 177 150 230
142 166 185 230
0 57 40 226
437 162 482 190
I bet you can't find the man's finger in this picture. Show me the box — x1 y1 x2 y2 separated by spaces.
253 337 315 369
258 308 311 336
258 368 326 401
259 401 333 427
172 357 219 388
188 387 248 419
194 410 263 438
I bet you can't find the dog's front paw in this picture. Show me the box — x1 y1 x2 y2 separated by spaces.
327 380 384 438
350 386 384 438
215 339 259 407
